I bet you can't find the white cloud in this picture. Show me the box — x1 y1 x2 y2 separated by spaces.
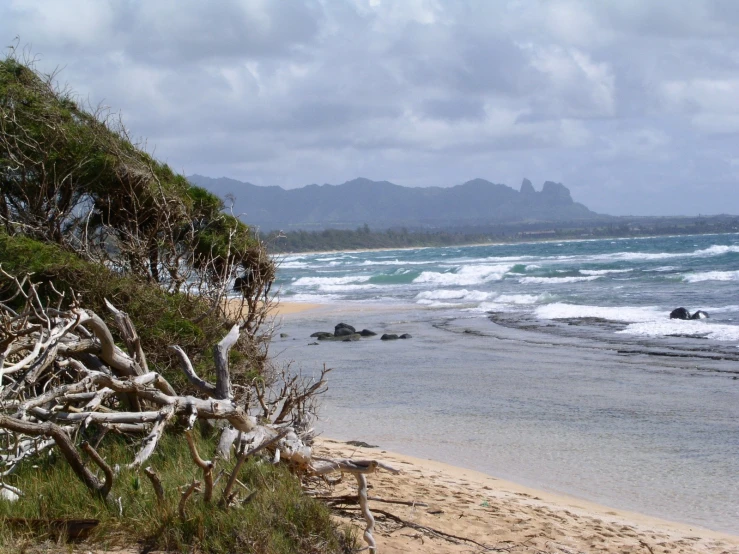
1 0 738 215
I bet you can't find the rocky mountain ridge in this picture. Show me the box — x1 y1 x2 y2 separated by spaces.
187 175 601 231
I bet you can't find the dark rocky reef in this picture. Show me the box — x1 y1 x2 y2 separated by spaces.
670 307 709 320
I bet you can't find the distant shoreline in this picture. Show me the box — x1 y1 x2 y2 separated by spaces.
272 229 739 256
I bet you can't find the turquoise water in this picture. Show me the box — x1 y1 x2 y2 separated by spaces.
273 233 739 533
278 233 739 343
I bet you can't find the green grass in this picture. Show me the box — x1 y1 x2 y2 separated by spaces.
0 430 356 553
0 233 246 388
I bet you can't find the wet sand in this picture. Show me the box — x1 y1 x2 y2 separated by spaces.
314 438 739 553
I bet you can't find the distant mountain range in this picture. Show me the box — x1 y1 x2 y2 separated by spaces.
187 175 602 231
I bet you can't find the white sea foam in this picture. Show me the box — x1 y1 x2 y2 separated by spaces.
586 244 739 263
519 275 601 284
618 320 739 342
683 270 739 283
282 293 340 303
497 293 550 304
292 275 371 287
279 261 310 269
700 305 739 314
319 284 379 293
413 264 512 286
693 244 739 256
417 301 460 308
361 259 429 266
468 293 553 313
415 289 491 305
580 269 634 276
535 303 663 322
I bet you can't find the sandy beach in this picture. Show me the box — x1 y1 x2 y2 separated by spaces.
222 298 322 318
313 438 739 554
270 301 739 552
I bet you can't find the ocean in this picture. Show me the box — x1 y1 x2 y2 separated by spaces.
271 233 739 533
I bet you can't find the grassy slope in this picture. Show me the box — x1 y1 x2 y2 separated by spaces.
0 235 355 553
0 430 353 553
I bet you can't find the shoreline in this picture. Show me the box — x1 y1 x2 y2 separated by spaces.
272 230 739 257
314 437 739 553
276 302 739 545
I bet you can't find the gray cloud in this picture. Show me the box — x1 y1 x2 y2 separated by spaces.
2 0 738 215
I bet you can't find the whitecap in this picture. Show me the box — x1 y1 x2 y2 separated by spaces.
497 293 551 305
320 284 380 293
618 320 739 342
415 289 491 304
519 276 601 284
292 275 371 287
580 269 634 276
279 261 310 269
413 264 512 286
535 303 663 322
683 270 739 283
280 292 340 303
467 293 554 313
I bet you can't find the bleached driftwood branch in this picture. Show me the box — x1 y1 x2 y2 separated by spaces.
0 272 401 551
310 458 400 552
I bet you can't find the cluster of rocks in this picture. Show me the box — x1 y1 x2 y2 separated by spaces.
310 323 411 342
670 307 709 320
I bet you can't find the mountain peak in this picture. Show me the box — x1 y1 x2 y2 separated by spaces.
186 174 597 230
520 178 535 195
540 181 573 204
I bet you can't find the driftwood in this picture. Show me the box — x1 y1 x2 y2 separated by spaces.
313 494 428 508
310 458 400 551
0 271 401 550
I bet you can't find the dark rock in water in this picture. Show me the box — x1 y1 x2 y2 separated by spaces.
399 333 412 339
346 440 379 448
310 332 333 338
381 334 399 340
359 329 377 337
279 333 289 338
335 323 356 336
670 307 691 320
319 333 361 342
308 342 319 346
691 310 709 319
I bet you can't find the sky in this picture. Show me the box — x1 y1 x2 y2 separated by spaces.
2 0 739 216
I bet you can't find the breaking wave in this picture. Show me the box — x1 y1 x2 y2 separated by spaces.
683 271 739 283
519 275 601 284
535 303 664 322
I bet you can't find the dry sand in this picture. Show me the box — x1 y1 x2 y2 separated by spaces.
313 438 739 554
222 298 322 318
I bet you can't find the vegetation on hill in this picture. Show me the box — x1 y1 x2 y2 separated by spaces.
0 51 354 553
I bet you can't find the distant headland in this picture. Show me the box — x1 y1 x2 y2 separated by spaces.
187 175 599 231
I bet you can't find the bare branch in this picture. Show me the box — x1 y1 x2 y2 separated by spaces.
169 345 216 396
144 466 165 504
179 479 201 520
185 430 214 502
213 324 239 400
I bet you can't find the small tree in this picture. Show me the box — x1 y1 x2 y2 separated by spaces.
0 48 275 379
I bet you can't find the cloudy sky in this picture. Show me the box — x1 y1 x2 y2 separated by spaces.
2 0 739 216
